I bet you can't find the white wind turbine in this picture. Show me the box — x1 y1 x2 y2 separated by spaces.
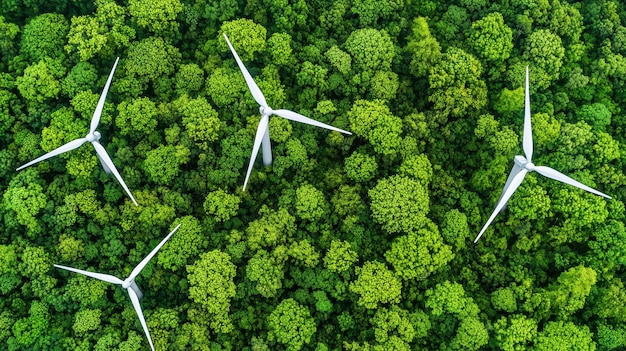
16 58 138 206
54 223 181 351
222 33 352 191
474 67 611 243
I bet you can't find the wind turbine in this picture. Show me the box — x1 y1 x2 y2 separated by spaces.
222 33 352 191
16 58 138 206
54 223 181 351
474 67 611 243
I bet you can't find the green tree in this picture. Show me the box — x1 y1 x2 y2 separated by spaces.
246 249 284 298
351 0 403 26
158 217 204 271
345 29 395 73
369 175 429 234
469 12 513 65
143 145 190 185
172 95 221 146
344 151 377 183
128 0 183 32
323 240 358 274
406 17 441 78
493 314 538 351
246 207 296 250
429 47 487 119
533 321 596 351
523 29 565 87
220 19 267 61
174 63 204 96
349 261 402 309
347 100 403 155
187 250 237 333
203 189 240 222
384 221 453 280
267 298 316 351
19 13 68 61
295 184 328 222
116 97 158 136
72 308 102 334
16 60 62 104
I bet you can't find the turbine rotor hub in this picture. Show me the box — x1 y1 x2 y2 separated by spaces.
86 131 101 142
122 280 132 289
525 162 535 171
260 106 273 116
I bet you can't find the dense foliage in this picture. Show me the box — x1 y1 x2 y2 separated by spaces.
1 0 625 350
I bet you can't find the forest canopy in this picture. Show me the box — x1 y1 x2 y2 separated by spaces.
1 0 626 350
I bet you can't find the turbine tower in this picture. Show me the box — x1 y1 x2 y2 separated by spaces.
16 58 138 206
222 33 352 191
474 67 611 243
54 223 181 351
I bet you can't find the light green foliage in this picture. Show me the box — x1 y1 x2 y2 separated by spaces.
325 46 351 74
450 317 488 351
425 281 479 318
398 154 432 185
246 249 284 297
20 13 69 61
65 274 109 307
532 112 561 147
206 67 246 107
73 309 101 334
187 250 236 333
493 314 538 351
295 184 328 222
369 71 399 101
523 29 565 86
349 261 402 309
348 100 403 155
344 151 377 183
173 95 220 144
429 47 487 118
507 176 551 221
370 306 416 344
441 209 469 249
203 189 240 222
269 116 292 143
297 61 328 91
158 217 204 271
324 240 358 273
592 132 620 164
16 60 61 104
0 16 19 58
469 12 513 63
493 87 524 116
246 207 296 250
57 234 85 262
125 37 181 82
369 175 429 234
128 0 183 32
12 301 49 347
40 107 83 155
267 33 293 66
491 287 517 312
550 265 597 318
3 173 47 233
345 29 395 72
116 97 158 136
533 321 596 351
174 63 204 95
0 245 20 295
143 145 190 184
596 323 626 350
65 0 135 61
267 298 316 351
407 17 441 77
288 240 320 268
385 221 453 280
220 19 266 61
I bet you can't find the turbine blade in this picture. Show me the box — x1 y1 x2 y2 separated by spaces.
16 138 88 171
127 287 155 351
128 224 181 281
273 109 352 135
497 162 524 204
523 66 533 162
91 141 138 206
243 115 270 191
96 153 112 174
474 169 528 243
90 57 119 134
534 166 611 199
54 264 123 285
222 33 268 107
